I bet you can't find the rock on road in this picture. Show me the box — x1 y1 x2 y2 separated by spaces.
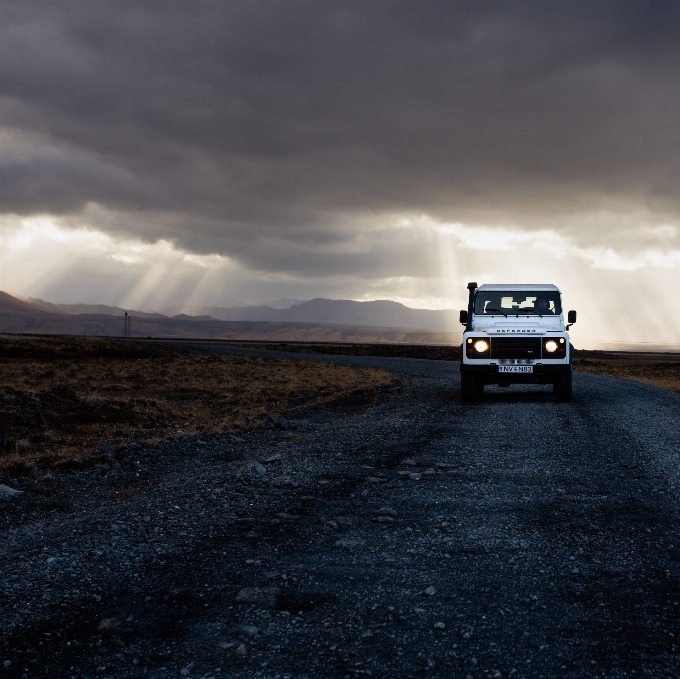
2 347 680 679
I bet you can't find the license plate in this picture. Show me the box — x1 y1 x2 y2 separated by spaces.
498 365 533 373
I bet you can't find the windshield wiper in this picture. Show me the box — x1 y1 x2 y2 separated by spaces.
485 308 508 317
520 308 542 316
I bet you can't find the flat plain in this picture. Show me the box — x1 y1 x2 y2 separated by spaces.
227 342 680 394
1 339 680 679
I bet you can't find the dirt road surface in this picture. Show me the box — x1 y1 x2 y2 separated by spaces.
2 347 680 679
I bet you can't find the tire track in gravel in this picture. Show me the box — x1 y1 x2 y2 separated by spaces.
2 347 680 679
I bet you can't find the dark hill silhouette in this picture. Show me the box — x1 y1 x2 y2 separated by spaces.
189 298 459 331
0 291 48 315
12 295 461 332
27 298 168 319
0 292 460 344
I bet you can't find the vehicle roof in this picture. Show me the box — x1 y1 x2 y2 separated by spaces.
475 284 561 292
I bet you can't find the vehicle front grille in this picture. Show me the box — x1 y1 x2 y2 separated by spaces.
490 337 542 359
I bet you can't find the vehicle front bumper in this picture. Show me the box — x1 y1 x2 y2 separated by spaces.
460 363 571 384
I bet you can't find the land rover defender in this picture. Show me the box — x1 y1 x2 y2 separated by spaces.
459 283 576 402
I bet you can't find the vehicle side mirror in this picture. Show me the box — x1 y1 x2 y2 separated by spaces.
568 310 577 324
459 310 468 325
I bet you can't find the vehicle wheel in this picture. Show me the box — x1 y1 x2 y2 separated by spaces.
461 373 477 402
552 381 559 394
475 381 485 399
555 371 572 402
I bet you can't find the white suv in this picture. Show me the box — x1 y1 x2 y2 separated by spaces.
459 282 576 402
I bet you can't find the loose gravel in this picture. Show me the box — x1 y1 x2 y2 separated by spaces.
2 347 680 679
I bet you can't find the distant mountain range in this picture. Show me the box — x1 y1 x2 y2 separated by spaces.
151 298 306 318
27 299 168 319
24 295 460 331
0 292 462 344
190 298 460 331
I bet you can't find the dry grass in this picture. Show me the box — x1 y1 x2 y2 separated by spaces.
573 351 680 394
0 335 394 474
230 342 460 361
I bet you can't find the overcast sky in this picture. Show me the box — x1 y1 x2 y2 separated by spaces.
1 1 679 346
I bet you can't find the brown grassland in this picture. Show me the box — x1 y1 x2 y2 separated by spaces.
572 350 680 394
0 335 394 476
227 342 460 361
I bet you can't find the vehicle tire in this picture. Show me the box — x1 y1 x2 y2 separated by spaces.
475 381 485 399
555 371 572 403
461 373 477 402
552 381 559 394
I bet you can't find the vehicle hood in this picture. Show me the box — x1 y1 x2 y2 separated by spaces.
471 317 565 334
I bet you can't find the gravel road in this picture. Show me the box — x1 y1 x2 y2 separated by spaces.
2 347 680 679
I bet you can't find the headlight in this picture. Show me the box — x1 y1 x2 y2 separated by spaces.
474 340 489 353
466 337 490 358
542 337 567 358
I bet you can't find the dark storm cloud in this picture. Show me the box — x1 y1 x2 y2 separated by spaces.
2 0 680 273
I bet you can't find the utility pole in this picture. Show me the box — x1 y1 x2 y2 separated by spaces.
124 311 130 338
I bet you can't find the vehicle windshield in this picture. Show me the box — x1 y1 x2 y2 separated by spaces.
474 290 561 316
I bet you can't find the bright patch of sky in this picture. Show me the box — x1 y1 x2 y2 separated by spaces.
2 213 679 349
